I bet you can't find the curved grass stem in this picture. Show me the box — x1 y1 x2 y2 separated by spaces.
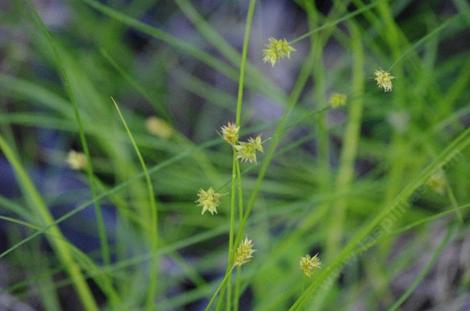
111 98 159 310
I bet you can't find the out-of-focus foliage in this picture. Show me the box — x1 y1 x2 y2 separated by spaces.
0 0 469 310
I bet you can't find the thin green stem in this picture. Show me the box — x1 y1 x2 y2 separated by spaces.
234 0 256 127
231 160 244 311
205 267 235 311
236 161 244 221
234 268 241 311
226 1 256 309
234 33 318 252
111 98 159 310
222 155 238 311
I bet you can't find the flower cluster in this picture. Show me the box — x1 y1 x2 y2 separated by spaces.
234 238 255 267
196 187 221 215
145 116 173 139
374 69 394 92
235 135 264 164
220 122 239 145
220 122 264 163
299 254 321 278
263 38 296 66
329 92 347 108
66 150 87 170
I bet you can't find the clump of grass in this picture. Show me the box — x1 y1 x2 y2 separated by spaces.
0 0 469 310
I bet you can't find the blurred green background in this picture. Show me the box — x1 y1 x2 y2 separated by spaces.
0 0 469 310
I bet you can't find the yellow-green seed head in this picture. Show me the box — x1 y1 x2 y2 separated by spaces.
329 92 348 108
220 122 239 145
374 69 394 92
235 136 264 163
145 116 173 139
234 238 255 267
196 187 221 215
66 150 87 170
235 142 257 163
263 38 296 66
248 135 264 153
299 254 321 277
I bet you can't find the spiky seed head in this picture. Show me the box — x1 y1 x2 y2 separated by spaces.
263 38 296 66
235 136 264 163
329 92 347 108
426 169 447 195
374 69 394 92
66 150 87 170
234 238 255 267
220 122 239 145
235 141 257 163
299 254 321 278
145 116 173 139
248 135 264 153
196 187 221 215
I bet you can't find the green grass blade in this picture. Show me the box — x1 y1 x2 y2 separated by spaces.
0 135 99 311
111 97 159 310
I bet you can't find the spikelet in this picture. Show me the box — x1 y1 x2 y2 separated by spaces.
329 92 347 108
374 69 394 92
196 187 221 215
66 150 87 170
299 254 321 277
145 116 173 139
220 122 239 145
235 135 264 163
234 238 255 267
263 38 296 66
